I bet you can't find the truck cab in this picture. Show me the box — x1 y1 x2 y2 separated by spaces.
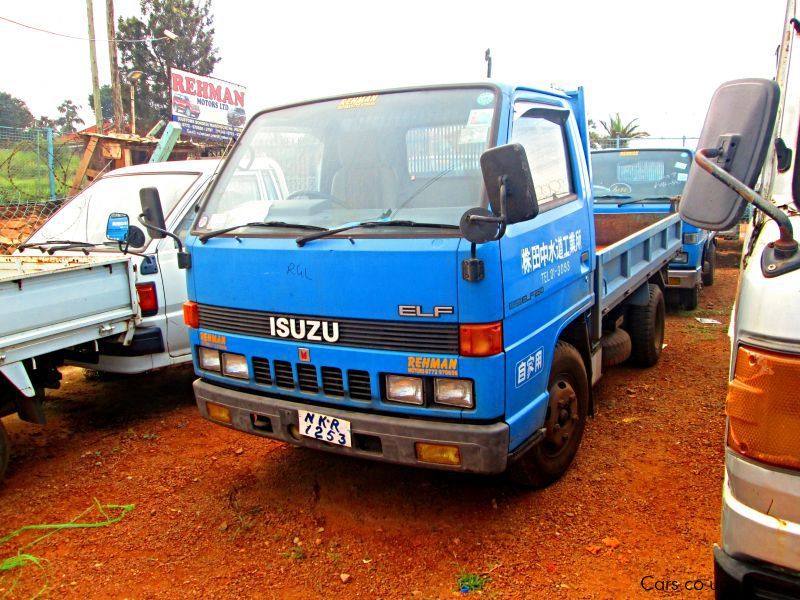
591 148 716 309
174 83 679 487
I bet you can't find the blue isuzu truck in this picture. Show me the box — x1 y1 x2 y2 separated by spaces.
138 83 681 487
591 148 717 310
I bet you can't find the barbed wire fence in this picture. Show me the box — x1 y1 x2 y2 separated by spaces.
0 125 84 253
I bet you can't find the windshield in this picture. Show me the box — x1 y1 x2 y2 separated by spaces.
27 172 200 248
591 149 692 202
196 87 497 235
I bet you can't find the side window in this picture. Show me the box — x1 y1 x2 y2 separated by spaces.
174 205 198 243
511 103 573 207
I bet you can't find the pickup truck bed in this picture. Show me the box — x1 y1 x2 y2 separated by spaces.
0 255 138 397
592 211 682 340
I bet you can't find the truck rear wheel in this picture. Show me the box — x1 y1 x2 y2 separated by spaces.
0 420 9 481
509 341 588 489
600 327 632 367
628 284 665 367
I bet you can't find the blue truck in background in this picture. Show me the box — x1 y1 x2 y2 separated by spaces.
591 149 716 310
136 83 682 487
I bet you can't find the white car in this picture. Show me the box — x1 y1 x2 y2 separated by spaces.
22 158 287 374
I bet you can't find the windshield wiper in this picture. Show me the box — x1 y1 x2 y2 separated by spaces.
199 221 327 243
18 240 95 251
616 196 673 207
594 194 632 200
296 220 459 247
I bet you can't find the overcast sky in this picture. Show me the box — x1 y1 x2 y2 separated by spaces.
1 0 788 139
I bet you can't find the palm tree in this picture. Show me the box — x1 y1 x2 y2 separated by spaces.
599 113 649 148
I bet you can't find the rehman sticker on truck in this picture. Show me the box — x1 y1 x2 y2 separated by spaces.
521 229 583 277
407 356 459 376
200 332 227 350
516 347 544 388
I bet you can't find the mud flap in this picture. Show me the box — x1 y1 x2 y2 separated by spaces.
0 362 46 424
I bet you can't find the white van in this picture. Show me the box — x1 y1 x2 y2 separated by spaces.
21 158 287 374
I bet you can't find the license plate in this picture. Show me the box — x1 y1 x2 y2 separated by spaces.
298 410 352 447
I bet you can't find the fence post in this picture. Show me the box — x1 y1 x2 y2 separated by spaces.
46 127 56 199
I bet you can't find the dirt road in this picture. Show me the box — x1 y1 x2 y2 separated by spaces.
0 241 742 599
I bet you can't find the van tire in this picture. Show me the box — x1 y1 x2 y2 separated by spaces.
0 420 9 481
628 284 665 367
509 341 589 489
600 327 632 367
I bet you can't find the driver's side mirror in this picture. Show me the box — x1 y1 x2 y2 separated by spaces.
679 78 779 230
460 143 538 244
139 187 167 239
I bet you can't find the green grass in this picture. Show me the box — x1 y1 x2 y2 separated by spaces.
0 145 81 202
457 571 489 593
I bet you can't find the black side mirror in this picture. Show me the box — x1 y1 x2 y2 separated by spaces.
460 144 538 244
680 78 779 230
138 186 192 269
139 187 167 239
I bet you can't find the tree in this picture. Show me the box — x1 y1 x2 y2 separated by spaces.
88 84 114 120
117 0 220 132
56 99 85 134
0 92 34 128
36 115 56 129
598 113 649 148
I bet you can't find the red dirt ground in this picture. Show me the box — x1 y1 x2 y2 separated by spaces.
0 241 743 599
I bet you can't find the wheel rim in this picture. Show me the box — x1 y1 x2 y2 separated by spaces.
542 374 579 457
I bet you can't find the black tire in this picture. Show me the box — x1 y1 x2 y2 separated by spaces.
628 284 666 367
680 285 699 311
509 341 589 488
0 420 9 482
600 327 632 367
702 245 716 287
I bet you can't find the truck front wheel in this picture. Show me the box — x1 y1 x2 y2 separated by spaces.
628 284 665 367
509 341 589 488
0 420 9 481
702 246 716 287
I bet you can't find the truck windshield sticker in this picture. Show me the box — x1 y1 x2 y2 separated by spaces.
521 229 583 275
516 347 544 387
337 95 379 110
460 109 493 144
619 150 639 156
677 173 688 182
407 356 458 376
476 92 495 106
674 161 688 170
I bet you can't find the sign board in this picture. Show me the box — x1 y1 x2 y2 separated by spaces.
169 68 247 141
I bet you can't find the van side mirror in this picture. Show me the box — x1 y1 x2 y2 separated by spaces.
139 187 167 239
460 144 538 244
679 78 779 230
138 186 192 269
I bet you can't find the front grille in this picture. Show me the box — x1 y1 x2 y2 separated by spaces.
348 370 372 401
251 357 371 401
197 304 459 354
252 357 271 385
321 367 344 397
273 360 295 389
296 364 319 393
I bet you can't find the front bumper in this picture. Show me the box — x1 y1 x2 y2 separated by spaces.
714 546 800 599
667 267 701 289
194 378 510 474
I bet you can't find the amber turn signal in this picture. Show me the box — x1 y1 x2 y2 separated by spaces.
459 322 503 357
183 301 199 328
415 442 462 466
726 344 800 471
206 401 232 424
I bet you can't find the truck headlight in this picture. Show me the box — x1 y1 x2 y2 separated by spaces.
221 352 249 379
682 233 701 245
386 375 423 405
434 378 474 408
198 347 221 371
672 252 689 264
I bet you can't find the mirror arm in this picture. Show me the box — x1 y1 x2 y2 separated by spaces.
137 214 192 269
695 148 796 253
468 175 509 238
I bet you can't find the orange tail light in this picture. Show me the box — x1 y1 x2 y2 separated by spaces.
183 301 199 329
726 344 800 471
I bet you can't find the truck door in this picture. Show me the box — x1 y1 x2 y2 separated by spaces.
500 99 593 437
